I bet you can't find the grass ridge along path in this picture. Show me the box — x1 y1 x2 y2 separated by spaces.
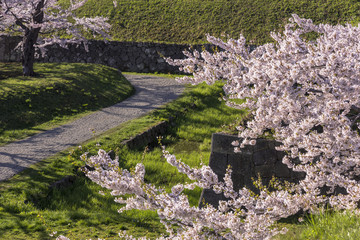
0 63 135 146
0 74 184 182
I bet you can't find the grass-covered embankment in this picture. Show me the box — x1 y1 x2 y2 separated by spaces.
0 74 247 239
68 0 360 45
0 62 134 145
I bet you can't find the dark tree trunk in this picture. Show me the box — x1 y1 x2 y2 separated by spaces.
22 29 38 76
21 0 45 76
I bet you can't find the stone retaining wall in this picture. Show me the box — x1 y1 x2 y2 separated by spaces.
0 35 213 74
199 133 305 208
0 35 22 62
121 121 168 150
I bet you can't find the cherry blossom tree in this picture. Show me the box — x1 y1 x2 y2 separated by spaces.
0 0 111 76
57 14 360 239
167 14 360 210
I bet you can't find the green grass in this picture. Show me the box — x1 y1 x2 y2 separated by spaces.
59 0 360 45
0 75 247 239
301 210 360 240
0 62 134 146
273 210 360 240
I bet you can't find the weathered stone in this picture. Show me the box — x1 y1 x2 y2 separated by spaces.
0 43 5 60
121 121 168 150
49 175 76 190
231 173 245 191
211 133 242 154
121 54 129 62
0 36 218 74
108 58 116 66
144 48 151 55
208 152 228 175
9 54 17 61
267 140 276 149
274 163 291 178
253 139 269 152
157 58 165 63
276 150 286 161
107 150 116 160
292 171 306 181
200 133 307 208
198 189 227 209
136 63 144 70
253 150 268 166
227 153 251 175
254 165 274 178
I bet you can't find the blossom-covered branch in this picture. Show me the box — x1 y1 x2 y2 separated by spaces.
81 149 297 239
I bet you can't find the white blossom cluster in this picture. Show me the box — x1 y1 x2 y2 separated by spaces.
60 15 360 239
168 14 360 211
81 149 294 239
0 0 111 56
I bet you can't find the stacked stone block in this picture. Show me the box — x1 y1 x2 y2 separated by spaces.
0 35 214 74
121 121 168 150
199 132 305 208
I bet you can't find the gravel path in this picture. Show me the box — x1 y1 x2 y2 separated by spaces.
0 74 184 182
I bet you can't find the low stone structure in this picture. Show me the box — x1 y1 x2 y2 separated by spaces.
0 35 213 74
121 121 168 149
0 35 22 62
199 132 305 208
49 175 77 190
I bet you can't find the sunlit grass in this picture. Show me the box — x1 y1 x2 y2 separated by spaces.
0 62 134 146
273 210 360 240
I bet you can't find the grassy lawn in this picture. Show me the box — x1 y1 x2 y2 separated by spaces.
0 62 134 146
272 210 360 240
0 74 247 239
63 0 360 45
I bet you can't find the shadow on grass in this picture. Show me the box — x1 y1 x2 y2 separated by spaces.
0 62 134 145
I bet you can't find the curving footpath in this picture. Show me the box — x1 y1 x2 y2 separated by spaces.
0 74 184 182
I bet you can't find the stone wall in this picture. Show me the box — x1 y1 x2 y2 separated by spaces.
0 35 22 62
199 133 305 208
0 35 213 74
121 121 168 150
